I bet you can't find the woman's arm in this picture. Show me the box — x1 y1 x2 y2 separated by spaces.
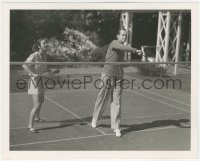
22 54 38 77
22 64 38 77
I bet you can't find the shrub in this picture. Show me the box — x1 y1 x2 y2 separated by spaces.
137 64 168 77
90 44 109 62
46 27 97 62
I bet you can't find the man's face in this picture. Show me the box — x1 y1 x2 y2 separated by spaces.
117 30 127 43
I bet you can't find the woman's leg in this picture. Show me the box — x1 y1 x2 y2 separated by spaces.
28 94 42 129
34 93 44 121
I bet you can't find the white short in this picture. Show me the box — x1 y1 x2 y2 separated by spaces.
28 77 45 95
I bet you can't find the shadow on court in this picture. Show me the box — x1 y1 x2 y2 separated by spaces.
10 87 191 150
98 118 191 136
36 115 110 131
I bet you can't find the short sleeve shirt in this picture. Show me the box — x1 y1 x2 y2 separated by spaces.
25 52 47 75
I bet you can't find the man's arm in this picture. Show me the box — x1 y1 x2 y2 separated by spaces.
111 40 137 53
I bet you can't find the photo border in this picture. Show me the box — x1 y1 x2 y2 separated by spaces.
2 2 199 160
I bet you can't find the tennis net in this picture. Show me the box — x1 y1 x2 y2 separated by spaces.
10 61 191 94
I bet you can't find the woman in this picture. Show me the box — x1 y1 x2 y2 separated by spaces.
22 38 59 133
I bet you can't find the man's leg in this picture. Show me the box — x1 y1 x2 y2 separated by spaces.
92 74 111 127
111 78 122 136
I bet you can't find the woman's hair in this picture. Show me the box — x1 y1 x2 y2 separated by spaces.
32 38 48 52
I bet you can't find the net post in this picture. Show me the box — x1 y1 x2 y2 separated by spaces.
174 12 183 76
163 11 171 66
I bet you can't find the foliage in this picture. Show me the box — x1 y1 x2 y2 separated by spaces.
85 11 121 46
10 10 191 62
137 64 168 77
10 10 87 61
10 10 120 61
47 27 97 62
90 44 109 62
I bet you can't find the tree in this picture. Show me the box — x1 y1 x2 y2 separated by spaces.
85 11 121 46
10 10 87 61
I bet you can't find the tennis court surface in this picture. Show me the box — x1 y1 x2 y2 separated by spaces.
10 62 191 150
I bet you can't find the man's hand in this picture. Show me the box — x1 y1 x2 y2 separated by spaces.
136 50 142 56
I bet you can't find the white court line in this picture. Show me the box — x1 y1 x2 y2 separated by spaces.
47 88 96 93
10 122 75 130
107 126 178 135
126 90 190 113
139 89 190 107
10 113 189 130
11 75 190 107
11 86 190 108
10 126 180 147
10 88 97 95
133 126 180 133
10 123 59 130
124 75 190 106
52 88 190 108
98 112 189 123
45 96 107 135
10 134 113 147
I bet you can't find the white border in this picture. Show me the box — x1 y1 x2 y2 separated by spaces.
2 2 199 160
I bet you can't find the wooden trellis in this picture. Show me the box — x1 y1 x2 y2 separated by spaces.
156 11 182 75
121 11 183 75
121 11 133 61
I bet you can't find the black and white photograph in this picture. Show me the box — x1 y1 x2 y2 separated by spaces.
2 2 198 160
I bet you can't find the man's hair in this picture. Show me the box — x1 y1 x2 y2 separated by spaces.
117 27 127 35
32 38 48 52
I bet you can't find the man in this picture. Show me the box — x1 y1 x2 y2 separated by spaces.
91 28 141 137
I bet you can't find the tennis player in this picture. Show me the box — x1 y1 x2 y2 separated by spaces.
91 28 141 137
22 38 59 133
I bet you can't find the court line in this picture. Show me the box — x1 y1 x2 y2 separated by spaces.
11 87 190 108
10 112 189 130
132 87 190 107
51 88 190 109
53 87 190 108
10 134 113 147
142 90 190 107
11 75 190 107
125 90 190 113
124 75 190 106
11 88 190 130
45 95 107 135
10 125 180 148
107 126 179 135
98 112 189 123
10 88 97 95
10 123 65 130
48 88 96 93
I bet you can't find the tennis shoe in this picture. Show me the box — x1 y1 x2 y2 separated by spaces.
91 119 97 128
114 129 121 137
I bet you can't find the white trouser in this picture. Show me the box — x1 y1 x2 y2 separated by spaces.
92 73 122 129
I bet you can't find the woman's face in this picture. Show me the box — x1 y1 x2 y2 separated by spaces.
39 39 48 51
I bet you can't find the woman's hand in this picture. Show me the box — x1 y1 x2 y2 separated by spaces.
50 69 60 74
32 73 39 78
